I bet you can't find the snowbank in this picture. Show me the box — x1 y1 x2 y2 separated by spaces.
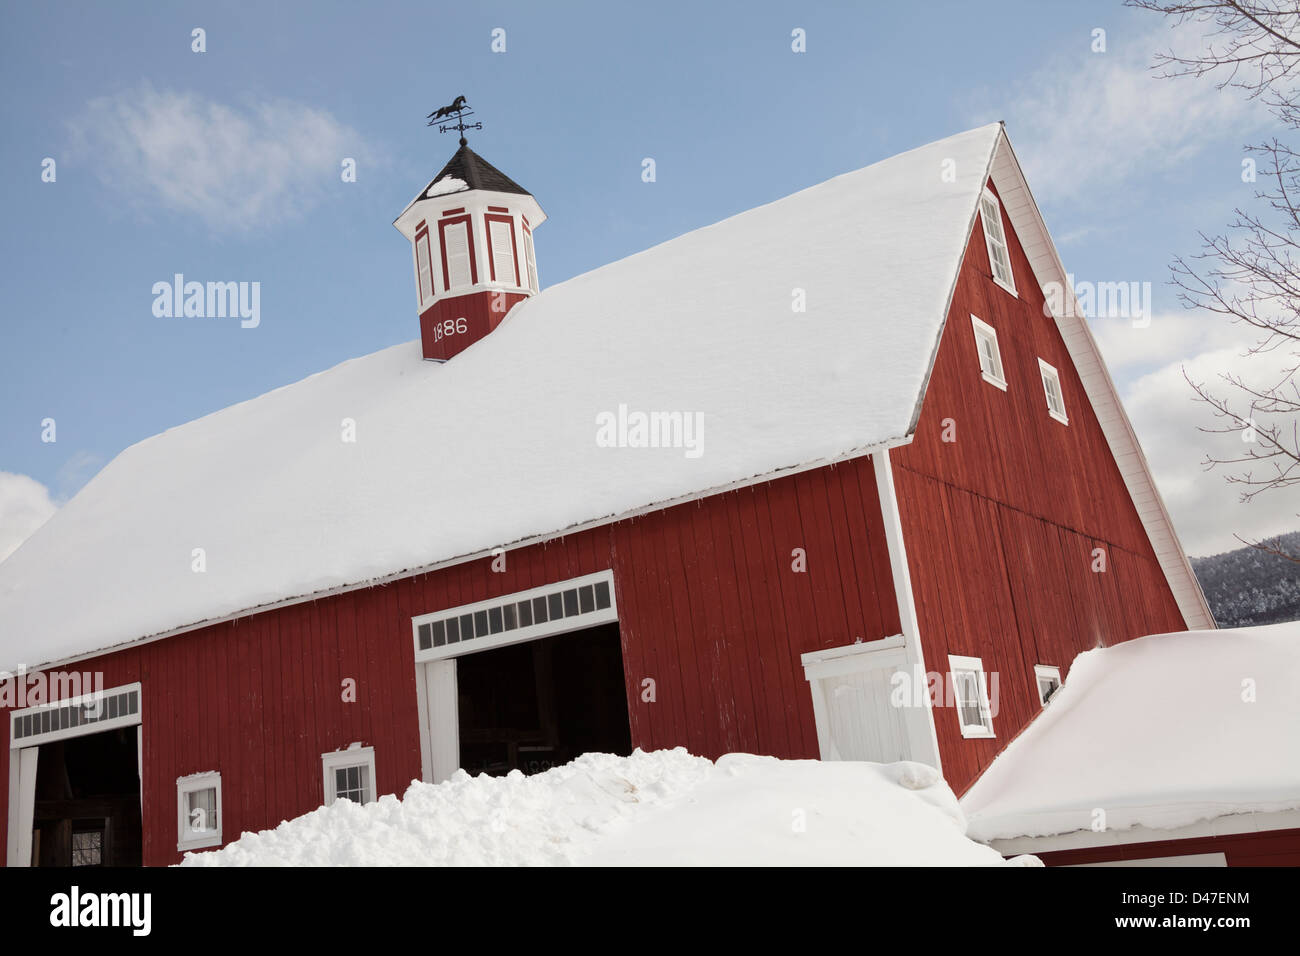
961 622 1300 842
181 749 1032 866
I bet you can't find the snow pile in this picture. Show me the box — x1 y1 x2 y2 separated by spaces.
0 124 1005 671
961 622 1300 842
426 175 468 197
181 749 1030 866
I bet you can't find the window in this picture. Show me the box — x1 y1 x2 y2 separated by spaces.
979 188 1017 295
1035 665 1062 705
72 826 104 866
948 655 995 739
1038 358 1069 424
523 225 538 292
177 772 222 852
322 746 376 806
440 217 476 290
415 229 434 303
970 315 1006 390
486 216 520 286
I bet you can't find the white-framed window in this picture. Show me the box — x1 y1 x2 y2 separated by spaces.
442 219 474 289
177 772 222 852
322 745 376 806
1035 664 1062 705
970 315 1007 390
1038 358 1069 424
979 188 1017 295
948 655 995 739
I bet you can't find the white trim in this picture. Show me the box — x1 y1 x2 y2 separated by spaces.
9 681 142 749
948 654 995 739
986 807 1300 857
424 660 459 784
412 570 617 663
322 744 376 806
1037 358 1069 425
1033 664 1062 705
986 130 1214 630
6 747 38 867
969 314 1007 391
979 187 1018 296
874 449 942 771
176 771 222 852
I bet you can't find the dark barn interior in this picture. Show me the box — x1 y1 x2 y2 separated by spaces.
456 621 632 776
31 726 142 867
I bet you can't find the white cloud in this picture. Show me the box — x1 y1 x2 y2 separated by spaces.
982 22 1269 199
1090 310 1255 376
0 473 58 563
1118 342 1300 557
70 84 367 231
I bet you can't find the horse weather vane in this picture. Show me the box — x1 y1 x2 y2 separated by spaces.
427 95 481 145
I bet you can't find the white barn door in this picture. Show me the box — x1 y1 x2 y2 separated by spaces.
802 639 912 764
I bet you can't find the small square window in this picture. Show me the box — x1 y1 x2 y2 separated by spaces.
948 655 995 739
72 828 104 867
177 772 223 852
970 315 1007 390
322 746 377 807
1035 664 1062 706
979 188 1017 295
1038 358 1069 424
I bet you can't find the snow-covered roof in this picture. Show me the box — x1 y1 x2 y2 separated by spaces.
0 124 1007 671
180 749 1035 866
961 622 1300 843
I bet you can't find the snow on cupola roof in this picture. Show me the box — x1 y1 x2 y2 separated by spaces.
421 143 530 198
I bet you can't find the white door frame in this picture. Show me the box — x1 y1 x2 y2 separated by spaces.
6 681 143 867
411 571 619 784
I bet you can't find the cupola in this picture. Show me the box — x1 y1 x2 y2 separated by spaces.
394 143 546 361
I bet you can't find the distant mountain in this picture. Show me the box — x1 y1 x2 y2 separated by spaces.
1191 531 1300 628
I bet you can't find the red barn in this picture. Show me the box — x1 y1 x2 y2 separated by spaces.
0 123 1212 867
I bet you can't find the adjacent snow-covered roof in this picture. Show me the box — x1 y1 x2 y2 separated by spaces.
180 749 1035 866
0 124 1006 671
961 623 1300 844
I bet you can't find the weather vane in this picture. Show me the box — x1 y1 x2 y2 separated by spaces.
427 95 481 146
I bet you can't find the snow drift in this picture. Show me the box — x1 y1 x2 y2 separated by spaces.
961 622 1300 842
181 749 1034 866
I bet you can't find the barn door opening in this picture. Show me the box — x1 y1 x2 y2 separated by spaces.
457 622 630 777
7 682 144 867
30 726 142 867
412 571 629 783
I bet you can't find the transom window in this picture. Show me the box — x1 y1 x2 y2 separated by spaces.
176 772 222 852
949 655 995 739
322 746 376 806
979 188 1017 295
1038 358 1069 424
1035 664 1062 705
970 315 1006 390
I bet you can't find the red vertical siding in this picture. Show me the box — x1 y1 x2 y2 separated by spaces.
893 180 1188 793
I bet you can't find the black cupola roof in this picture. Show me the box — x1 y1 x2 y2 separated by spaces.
422 144 531 196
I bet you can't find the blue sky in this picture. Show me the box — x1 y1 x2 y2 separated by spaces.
0 0 1291 556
